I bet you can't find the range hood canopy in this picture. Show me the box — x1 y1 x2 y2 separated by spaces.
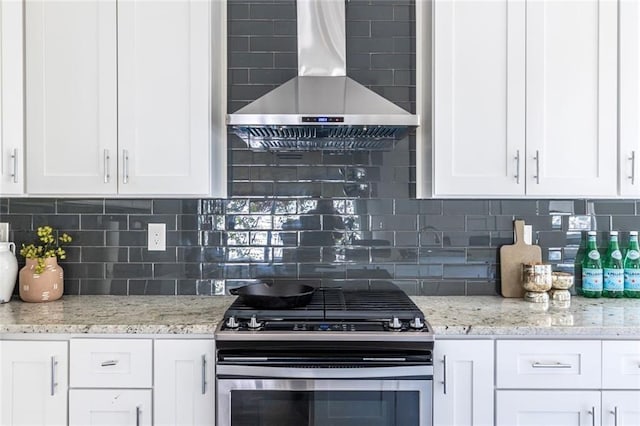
227 0 419 151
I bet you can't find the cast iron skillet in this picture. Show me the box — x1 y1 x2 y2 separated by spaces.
229 281 316 309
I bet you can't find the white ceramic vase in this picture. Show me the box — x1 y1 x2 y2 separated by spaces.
0 242 18 303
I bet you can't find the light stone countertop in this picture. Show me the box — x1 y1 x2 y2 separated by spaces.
1 295 640 337
0 296 235 334
414 296 640 337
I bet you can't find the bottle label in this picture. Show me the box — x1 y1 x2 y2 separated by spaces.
627 250 640 260
603 268 624 291
624 269 640 291
611 250 623 260
582 268 602 291
588 250 600 260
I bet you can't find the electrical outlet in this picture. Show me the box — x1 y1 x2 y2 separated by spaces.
524 225 533 245
0 223 9 242
148 223 166 251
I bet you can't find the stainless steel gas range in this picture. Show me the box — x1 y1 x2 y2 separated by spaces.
215 282 434 426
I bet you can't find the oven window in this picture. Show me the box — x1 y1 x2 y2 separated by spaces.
230 390 420 426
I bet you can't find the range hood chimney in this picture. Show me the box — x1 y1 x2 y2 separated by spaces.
227 0 419 151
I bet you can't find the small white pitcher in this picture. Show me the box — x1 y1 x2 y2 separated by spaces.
0 242 18 303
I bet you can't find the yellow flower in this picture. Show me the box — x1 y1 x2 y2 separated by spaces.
20 226 73 274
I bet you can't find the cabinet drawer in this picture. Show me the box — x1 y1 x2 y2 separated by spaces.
602 341 640 389
496 340 601 389
70 339 152 388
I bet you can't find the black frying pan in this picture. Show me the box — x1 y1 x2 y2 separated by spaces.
229 281 316 309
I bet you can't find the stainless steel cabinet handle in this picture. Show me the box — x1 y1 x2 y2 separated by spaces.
136 406 141 426
533 150 540 184
630 151 636 185
201 354 207 394
50 356 57 396
442 355 447 395
514 150 520 184
531 362 572 369
101 360 118 367
612 406 618 426
103 149 110 183
123 150 129 184
10 148 18 183
589 407 595 426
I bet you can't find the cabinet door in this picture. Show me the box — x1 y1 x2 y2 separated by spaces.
602 341 640 389
526 0 617 197
602 391 640 426
433 340 494 426
0 341 68 426
25 0 117 195
154 339 215 426
0 0 24 195
496 390 600 426
620 0 640 196
117 0 210 195
433 0 525 196
69 389 152 426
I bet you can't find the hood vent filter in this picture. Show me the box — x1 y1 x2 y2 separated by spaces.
236 125 408 151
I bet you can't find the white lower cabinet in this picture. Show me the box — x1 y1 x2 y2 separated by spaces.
602 391 640 426
496 390 600 426
154 339 215 426
496 340 640 426
69 338 153 426
433 339 494 426
69 389 152 426
0 341 68 426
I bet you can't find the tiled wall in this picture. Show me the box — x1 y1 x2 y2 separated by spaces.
3 1 640 296
3 197 640 296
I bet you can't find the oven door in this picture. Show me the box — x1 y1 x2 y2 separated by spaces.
217 365 433 426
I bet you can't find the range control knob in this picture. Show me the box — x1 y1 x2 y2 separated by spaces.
410 317 424 330
388 317 403 330
225 316 240 329
247 315 263 330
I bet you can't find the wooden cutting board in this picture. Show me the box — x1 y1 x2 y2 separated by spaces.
500 220 542 298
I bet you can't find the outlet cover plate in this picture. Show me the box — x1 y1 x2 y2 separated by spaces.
148 223 166 251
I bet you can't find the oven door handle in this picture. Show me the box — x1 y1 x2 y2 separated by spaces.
217 364 433 379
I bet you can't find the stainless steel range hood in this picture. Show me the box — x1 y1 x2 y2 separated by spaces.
227 0 419 151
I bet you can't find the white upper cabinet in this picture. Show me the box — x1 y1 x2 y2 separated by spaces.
525 0 617 197
24 0 224 197
117 0 211 195
433 0 525 196
620 0 640 196
0 0 25 195
25 0 118 195
433 0 618 198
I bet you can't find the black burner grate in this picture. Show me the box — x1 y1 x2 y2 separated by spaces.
224 284 423 322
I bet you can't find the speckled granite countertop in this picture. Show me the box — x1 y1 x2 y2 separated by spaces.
1 295 640 336
0 296 235 334
414 296 640 337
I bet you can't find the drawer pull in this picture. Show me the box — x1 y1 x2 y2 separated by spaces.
136 405 141 426
531 362 572 369
589 407 595 426
612 406 618 426
101 360 119 367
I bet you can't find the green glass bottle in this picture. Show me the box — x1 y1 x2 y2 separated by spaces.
581 231 602 298
624 231 640 298
603 231 624 298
